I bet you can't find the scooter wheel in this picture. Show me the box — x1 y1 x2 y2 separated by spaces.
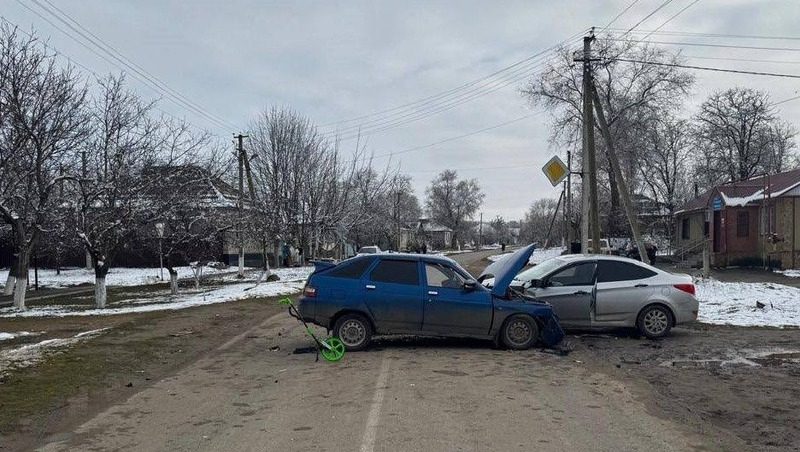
320 337 346 362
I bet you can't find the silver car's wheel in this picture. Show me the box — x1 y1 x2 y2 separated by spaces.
637 305 673 339
333 314 372 351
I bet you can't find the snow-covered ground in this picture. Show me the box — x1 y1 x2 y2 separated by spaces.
0 331 42 341
487 247 566 265
0 266 314 318
775 269 800 278
0 265 252 289
695 278 800 328
0 328 108 376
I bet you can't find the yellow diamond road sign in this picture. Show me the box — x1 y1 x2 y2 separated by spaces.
542 155 568 187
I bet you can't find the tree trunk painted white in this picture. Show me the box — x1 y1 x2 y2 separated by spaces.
170 272 178 295
95 277 107 309
12 250 29 310
238 247 245 277
85 250 93 270
13 281 27 310
3 274 14 296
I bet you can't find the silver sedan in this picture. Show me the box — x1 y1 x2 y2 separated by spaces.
508 255 699 338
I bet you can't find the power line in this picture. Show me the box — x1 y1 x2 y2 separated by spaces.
683 54 800 65
37 0 239 131
328 55 560 141
405 162 538 174
775 94 800 106
599 0 642 31
0 15 214 134
604 38 800 52
624 0 675 34
16 0 236 131
612 57 800 79
637 0 700 41
605 28 800 42
319 28 589 129
342 112 541 165
324 52 555 139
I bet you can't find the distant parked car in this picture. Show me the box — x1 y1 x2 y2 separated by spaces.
586 238 613 254
357 246 382 255
624 241 658 264
487 254 698 338
295 245 564 351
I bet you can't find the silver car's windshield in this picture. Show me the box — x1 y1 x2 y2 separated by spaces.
515 258 564 281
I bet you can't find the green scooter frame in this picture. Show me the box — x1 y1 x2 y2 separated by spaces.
280 298 345 362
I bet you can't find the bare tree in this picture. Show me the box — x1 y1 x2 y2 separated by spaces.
425 170 484 248
522 34 693 235
0 25 88 308
637 115 692 219
520 198 563 245
75 75 206 307
694 87 797 187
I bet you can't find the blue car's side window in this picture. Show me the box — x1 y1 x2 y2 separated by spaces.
326 257 374 279
369 260 419 285
424 263 465 289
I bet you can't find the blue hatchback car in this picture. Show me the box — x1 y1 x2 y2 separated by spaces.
296 244 564 351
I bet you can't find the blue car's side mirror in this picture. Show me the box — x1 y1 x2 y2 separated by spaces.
463 279 478 291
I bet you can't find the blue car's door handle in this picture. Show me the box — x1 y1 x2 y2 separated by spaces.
366 284 376 290
573 290 589 295
428 290 438 296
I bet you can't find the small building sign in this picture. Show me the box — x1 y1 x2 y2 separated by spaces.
712 196 723 211
542 155 569 187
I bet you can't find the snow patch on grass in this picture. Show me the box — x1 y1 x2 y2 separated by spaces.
695 278 800 328
775 269 800 278
0 328 108 376
0 331 42 342
0 268 313 318
0 266 254 289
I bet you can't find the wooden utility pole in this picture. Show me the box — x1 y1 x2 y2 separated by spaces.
582 33 601 254
589 85 650 265
235 133 249 277
479 212 483 249
574 31 601 254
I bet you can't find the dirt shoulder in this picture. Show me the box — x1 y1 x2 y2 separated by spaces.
571 323 800 451
0 295 287 452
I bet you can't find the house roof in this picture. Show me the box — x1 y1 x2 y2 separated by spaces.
676 168 800 214
144 165 239 208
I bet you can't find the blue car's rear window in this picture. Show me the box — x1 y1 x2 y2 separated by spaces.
324 256 375 279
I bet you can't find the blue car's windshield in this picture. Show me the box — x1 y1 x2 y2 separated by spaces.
514 258 564 282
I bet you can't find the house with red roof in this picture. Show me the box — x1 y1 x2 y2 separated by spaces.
674 168 800 269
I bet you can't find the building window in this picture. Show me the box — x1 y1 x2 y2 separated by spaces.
681 218 690 240
736 211 749 238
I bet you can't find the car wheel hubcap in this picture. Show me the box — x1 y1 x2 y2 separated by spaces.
339 320 366 346
644 309 668 335
507 320 531 345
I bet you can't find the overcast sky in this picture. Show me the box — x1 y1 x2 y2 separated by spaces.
4 0 800 220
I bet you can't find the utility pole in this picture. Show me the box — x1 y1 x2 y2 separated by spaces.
479 212 483 249
590 84 650 265
235 133 249 277
575 31 602 254
566 148 573 246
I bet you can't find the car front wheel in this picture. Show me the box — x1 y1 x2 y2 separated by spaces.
501 314 539 350
637 305 673 339
333 313 373 351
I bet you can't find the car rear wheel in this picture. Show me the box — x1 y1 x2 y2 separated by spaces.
637 305 673 339
333 313 372 351
501 315 539 350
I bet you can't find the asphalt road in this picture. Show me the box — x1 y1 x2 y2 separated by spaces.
37 250 715 452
